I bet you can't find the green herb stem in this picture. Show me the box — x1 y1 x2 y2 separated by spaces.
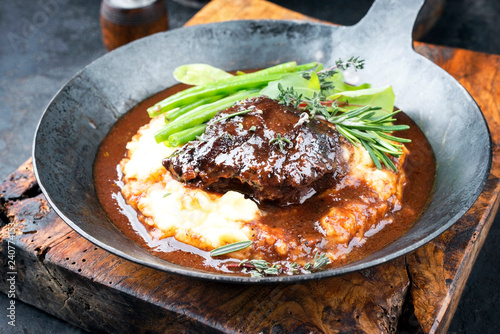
326 105 409 170
210 240 252 257
213 108 254 123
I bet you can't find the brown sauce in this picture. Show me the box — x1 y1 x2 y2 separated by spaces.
93 84 436 275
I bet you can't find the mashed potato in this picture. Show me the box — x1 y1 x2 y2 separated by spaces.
120 117 260 251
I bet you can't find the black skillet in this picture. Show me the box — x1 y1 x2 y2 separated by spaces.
33 0 492 283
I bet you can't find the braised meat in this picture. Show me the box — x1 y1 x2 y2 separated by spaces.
163 96 346 205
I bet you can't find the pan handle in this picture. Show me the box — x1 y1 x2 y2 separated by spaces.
351 0 425 49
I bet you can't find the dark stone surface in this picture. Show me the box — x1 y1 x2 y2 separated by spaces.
0 0 498 332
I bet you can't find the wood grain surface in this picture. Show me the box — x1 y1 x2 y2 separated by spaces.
1 1 499 333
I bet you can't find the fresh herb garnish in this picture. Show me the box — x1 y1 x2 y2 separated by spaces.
238 259 281 277
269 134 292 153
303 69 337 92
210 240 252 257
302 57 364 92
335 56 365 71
303 252 331 272
249 125 257 132
229 252 331 277
252 260 280 276
273 73 408 170
213 108 254 123
277 83 302 108
304 92 330 119
328 105 410 170
162 192 172 198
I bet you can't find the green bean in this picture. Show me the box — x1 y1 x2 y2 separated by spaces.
147 61 318 117
295 62 319 72
148 73 282 117
164 94 224 123
154 89 259 143
247 61 298 77
167 124 207 147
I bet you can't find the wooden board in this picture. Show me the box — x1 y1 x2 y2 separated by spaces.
1 1 499 333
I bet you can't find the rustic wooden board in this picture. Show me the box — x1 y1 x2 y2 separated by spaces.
1 1 499 333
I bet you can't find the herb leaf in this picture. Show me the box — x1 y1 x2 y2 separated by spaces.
329 106 410 171
173 63 233 85
304 93 330 119
335 56 365 71
277 83 303 108
304 252 331 272
232 252 331 277
210 240 252 257
213 108 254 123
269 134 292 153
327 86 395 115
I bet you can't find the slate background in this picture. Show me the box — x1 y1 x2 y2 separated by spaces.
0 0 499 333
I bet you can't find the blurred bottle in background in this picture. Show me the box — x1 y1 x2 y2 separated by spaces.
100 0 169 51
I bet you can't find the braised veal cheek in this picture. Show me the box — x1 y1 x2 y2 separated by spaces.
164 97 346 206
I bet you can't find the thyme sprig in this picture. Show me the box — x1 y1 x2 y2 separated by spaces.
228 252 332 277
304 93 330 119
303 252 331 272
301 57 365 92
239 260 282 277
277 83 302 108
302 69 336 92
269 134 292 153
335 56 365 71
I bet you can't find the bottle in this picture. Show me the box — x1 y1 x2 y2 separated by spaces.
100 0 169 51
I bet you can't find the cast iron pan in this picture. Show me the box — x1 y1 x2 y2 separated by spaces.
33 0 492 283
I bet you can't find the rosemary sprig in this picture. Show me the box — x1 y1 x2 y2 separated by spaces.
269 134 292 153
210 240 252 257
213 108 254 123
328 106 410 171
